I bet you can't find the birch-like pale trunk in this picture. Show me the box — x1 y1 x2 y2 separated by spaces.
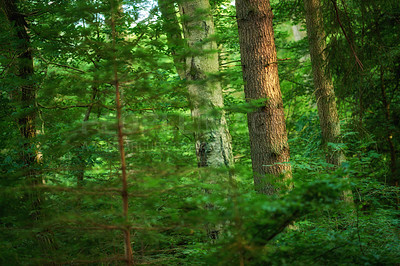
158 0 234 239
177 0 233 169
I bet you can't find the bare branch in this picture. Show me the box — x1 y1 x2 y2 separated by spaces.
37 54 86 73
331 0 364 70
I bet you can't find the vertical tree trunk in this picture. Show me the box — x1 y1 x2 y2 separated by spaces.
1 0 59 257
236 0 292 195
304 0 354 203
111 1 133 264
160 0 234 239
304 0 344 167
1 0 41 215
177 0 234 169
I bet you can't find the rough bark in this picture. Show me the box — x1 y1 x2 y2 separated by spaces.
236 0 292 195
172 0 234 240
304 0 344 167
178 0 233 169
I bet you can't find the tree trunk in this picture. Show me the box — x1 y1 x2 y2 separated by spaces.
166 0 234 240
0 0 60 257
111 1 134 263
236 0 292 195
304 0 344 167
1 0 41 215
304 0 354 203
178 0 233 169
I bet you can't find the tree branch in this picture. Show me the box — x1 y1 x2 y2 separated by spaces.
331 0 364 70
37 54 86 73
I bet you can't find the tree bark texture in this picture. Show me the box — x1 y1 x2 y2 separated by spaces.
236 0 291 195
304 0 344 166
178 0 233 169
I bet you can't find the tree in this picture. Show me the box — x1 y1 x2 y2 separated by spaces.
0 0 41 216
178 0 233 170
304 0 344 167
235 0 291 195
324 0 400 188
304 0 354 203
111 1 134 263
159 0 233 169
158 0 234 239
1 0 400 264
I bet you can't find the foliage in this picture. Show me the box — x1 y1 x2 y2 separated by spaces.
0 0 399 265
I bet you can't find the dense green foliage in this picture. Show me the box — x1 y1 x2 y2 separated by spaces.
0 0 399 265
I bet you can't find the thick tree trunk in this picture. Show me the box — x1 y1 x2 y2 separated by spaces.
304 0 344 167
178 0 233 169
168 0 234 240
236 0 292 195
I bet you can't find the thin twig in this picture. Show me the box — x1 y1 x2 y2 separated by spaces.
331 0 363 70
220 60 241 66
37 54 86 73
37 102 91 109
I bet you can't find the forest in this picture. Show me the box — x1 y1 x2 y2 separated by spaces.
0 0 399 264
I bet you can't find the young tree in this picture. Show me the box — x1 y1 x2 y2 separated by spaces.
304 0 344 167
235 0 292 195
111 1 134 263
